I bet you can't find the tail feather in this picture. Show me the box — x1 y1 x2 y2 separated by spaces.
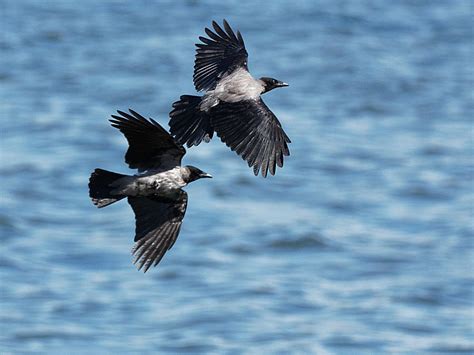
89 169 126 208
169 95 213 147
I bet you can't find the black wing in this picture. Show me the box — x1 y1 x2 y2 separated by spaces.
169 95 214 147
210 98 291 177
110 109 185 172
194 19 248 92
128 191 188 272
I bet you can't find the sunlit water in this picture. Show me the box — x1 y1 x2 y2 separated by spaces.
1 0 473 353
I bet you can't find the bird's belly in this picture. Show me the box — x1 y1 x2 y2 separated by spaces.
200 69 263 111
116 174 184 197
152 180 183 197
218 81 262 102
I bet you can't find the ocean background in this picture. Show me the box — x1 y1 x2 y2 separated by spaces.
1 0 473 353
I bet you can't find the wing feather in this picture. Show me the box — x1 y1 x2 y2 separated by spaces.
129 192 188 272
194 19 248 92
210 99 291 177
109 109 185 172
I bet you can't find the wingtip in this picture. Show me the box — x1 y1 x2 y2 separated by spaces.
237 30 244 44
109 116 123 127
132 253 149 273
142 263 152 273
128 108 141 119
253 165 259 176
135 263 148 273
212 20 226 36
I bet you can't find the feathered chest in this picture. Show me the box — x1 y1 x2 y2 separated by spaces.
133 169 185 196
200 69 264 111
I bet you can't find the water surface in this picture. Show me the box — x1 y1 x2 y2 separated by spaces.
1 0 473 353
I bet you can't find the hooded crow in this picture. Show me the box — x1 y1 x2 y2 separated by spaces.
169 19 291 177
88 109 212 272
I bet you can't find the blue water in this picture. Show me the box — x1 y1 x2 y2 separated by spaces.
1 0 473 353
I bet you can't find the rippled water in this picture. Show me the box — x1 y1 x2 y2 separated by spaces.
1 0 473 353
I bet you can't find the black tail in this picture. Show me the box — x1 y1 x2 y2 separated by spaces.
169 95 213 147
89 169 127 208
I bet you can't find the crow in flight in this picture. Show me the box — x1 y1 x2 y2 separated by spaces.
169 19 290 177
89 109 212 272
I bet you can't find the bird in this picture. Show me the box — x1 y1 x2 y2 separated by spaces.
169 19 291 178
88 109 212 272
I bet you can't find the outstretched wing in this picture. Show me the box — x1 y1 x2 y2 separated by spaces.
110 109 185 172
194 19 248 92
128 191 188 272
210 98 291 177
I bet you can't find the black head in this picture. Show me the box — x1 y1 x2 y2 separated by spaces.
259 77 289 94
183 165 213 183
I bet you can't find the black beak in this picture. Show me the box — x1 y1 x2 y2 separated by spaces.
200 173 213 178
276 81 289 88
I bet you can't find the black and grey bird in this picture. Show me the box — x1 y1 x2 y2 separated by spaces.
169 19 291 177
88 109 212 272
